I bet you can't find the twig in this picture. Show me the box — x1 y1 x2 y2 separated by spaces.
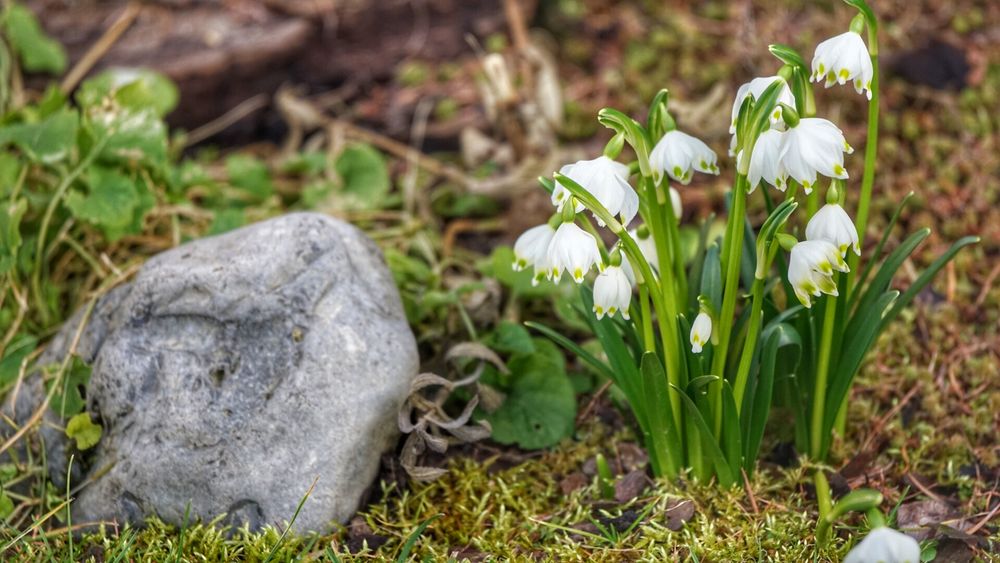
966 501 1000 535
973 261 1000 309
60 2 142 93
184 94 270 147
575 380 614 425
742 469 760 515
861 385 920 453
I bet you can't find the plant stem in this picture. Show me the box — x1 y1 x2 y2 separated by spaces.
711 174 749 432
814 469 834 546
733 277 765 410
810 293 839 460
639 284 654 353
848 54 880 293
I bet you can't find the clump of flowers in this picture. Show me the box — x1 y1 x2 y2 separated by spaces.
512 0 975 550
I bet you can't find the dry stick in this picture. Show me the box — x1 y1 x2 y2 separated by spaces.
502 0 533 91
59 2 142 93
183 94 270 147
966 499 1000 535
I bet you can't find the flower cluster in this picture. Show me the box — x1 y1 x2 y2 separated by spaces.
513 134 717 317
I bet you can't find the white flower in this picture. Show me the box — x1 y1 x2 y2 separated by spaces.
690 312 712 353
780 118 852 193
512 223 557 286
552 156 639 226
513 224 554 271
747 128 788 193
844 527 921 563
812 31 874 100
730 76 796 133
629 228 659 273
669 186 682 220
547 222 601 283
788 239 849 308
649 130 719 185
806 203 860 257
593 265 632 319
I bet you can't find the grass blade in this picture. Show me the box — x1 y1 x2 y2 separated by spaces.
396 514 442 562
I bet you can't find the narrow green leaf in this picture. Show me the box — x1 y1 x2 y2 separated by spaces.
525 321 615 384
851 192 914 304
851 229 928 322
823 290 899 446
881 236 979 328
768 43 807 69
674 386 736 486
640 352 682 476
720 381 742 473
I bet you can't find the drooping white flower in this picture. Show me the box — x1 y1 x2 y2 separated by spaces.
552 156 639 226
649 130 719 185
780 118 852 193
690 312 712 353
812 31 874 100
747 128 789 193
547 222 601 283
593 265 632 319
844 527 921 563
669 186 682 220
513 224 555 271
730 76 796 133
806 203 860 257
512 223 557 286
628 228 659 273
788 239 849 308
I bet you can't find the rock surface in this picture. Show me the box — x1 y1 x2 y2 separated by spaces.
26 213 417 533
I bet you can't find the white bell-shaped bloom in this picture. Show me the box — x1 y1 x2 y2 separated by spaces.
669 186 682 220
552 156 639 226
513 224 555 271
844 527 921 563
806 203 860 257
649 130 719 185
780 118 852 193
593 265 632 319
628 228 660 273
747 128 789 193
547 222 601 283
512 223 557 286
812 31 874 100
730 76 796 133
788 239 849 308
690 312 712 353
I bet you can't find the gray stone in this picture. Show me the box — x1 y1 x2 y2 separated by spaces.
17 213 417 533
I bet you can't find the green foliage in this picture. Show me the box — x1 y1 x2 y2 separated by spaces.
335 144 390 209
76 68 179 117
484 337 577 449
65 412 102 450
2 4 67 74
0 109 78 163
47 357 91 417
0 333 36 385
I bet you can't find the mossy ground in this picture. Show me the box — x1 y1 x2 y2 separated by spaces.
2 0 999 561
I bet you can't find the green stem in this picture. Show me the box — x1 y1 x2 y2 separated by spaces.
733 275 766 410
810 294 839 460
814 469 834 546
848 53 880 294
711 174 749 431
639 284 655 353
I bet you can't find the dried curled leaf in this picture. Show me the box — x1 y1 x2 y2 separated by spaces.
397 342 499 482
